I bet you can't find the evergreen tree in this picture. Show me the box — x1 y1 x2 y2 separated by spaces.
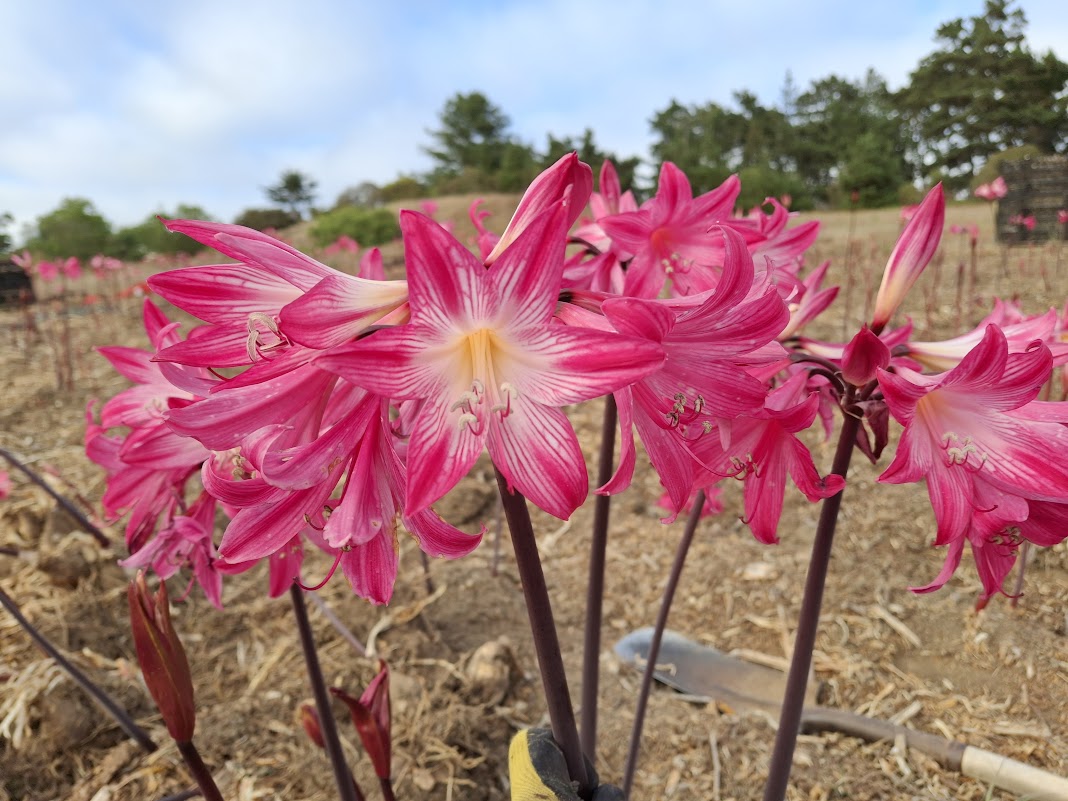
424 92 514 178
266 170 319 219
897 0 1068 189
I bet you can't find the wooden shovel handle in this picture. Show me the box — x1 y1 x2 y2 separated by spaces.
801 707 965 768
802 707 1068 800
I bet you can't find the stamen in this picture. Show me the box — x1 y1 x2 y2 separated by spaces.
298 550 344 592
457 412 484 436
491 382 519 418
246 312 288 361
941 432 987 469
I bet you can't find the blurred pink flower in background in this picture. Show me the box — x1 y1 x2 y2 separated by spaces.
974 176 1007 201
36 261 59 281
1008 214 1035 231
324 235 359 256
61 257 81 279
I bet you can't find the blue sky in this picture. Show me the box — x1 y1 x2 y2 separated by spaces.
2 1 1065 238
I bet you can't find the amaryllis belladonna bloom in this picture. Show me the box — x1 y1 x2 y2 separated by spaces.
598 227 788 512
318 198 664 519
878 326 1068 598
599 162 743 298
689 372 846 544
973 176 1007 201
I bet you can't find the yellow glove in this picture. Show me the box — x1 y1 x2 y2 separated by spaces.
509 728 624 801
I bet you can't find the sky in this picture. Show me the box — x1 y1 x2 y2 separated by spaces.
2 0 1066 240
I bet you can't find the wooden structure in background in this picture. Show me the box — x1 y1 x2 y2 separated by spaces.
996 155 1068 243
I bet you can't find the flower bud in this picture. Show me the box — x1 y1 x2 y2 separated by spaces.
484 153 592 266
871 184 944 333
841 327 891 387
332 661 391 779
127 571 195 742
298 702 325 749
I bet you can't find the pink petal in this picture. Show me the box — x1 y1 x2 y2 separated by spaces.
872 184 944 331
487 201 568 329
404 394 486 515
316 326 446 399
399 211 489 330
910 537 965 594
508 327 665 407
405 507 483 558
339 536 399 605
280 274 409 349
488 396 587 520
149 262 302 323
485 153 592 266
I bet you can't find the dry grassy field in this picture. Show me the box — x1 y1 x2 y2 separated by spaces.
2 198 1067 800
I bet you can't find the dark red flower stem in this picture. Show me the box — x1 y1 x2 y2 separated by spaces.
493 467 591 798
176 740 224 801
621 490 705 798
0 585 156 752
290 584 360 801
580 394 617 763
378 777 396 801
0 447 110 546
762 400 861 801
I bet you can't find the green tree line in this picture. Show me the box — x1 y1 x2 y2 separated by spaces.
6 0 1064 259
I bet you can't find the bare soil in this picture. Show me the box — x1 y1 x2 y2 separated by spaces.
2 200 1067 801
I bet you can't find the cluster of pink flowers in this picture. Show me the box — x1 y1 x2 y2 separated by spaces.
88 155 1068 608
1009 213 1036 231
974 176 1008 201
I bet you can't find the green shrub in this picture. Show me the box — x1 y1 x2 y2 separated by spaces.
735 166 812 212
233 207 300 232
310 206 401 248
971 144 1044 190
379 176 427 203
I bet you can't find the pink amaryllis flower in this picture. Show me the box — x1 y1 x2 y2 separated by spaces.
599 163 743 298
149 219 408 364
974 176 1007 201
871 183 944 333
87 300 211 550
61 257 81 280
36 261 59 282
120 492 230 608
912 476 1068 604
878 326 1068 595
598 227 789 511
688 372 846 543
318 198 664 520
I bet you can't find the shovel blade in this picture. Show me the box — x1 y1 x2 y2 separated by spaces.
614 628 815 718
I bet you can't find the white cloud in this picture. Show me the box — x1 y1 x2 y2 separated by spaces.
1 0 1065 239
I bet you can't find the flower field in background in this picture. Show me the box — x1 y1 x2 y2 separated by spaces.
2 175 1067 801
